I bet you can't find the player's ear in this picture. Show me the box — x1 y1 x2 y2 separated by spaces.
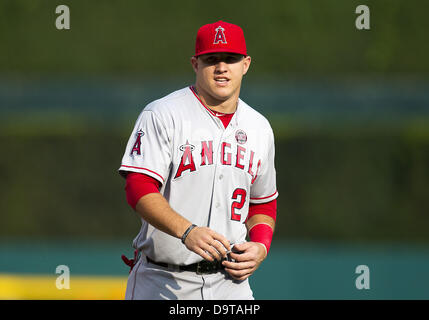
242 55 251 76
190 56 199 73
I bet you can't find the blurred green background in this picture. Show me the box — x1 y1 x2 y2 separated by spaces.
1 0 429 299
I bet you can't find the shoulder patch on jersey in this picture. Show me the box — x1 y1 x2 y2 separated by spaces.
235 129 247 145
130 129 144 156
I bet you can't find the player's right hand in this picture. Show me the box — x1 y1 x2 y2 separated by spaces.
183 226 231 262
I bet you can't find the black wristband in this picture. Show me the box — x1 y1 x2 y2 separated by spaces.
181 224 197 244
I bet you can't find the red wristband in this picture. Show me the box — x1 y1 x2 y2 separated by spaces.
249 223 274 255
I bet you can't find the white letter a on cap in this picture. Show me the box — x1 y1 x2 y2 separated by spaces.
214 26 227 44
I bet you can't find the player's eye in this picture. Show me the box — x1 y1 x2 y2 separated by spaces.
202 54 243 65
205 56 218 64
225 55 242 64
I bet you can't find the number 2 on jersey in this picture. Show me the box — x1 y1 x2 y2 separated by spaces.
231 188 247 221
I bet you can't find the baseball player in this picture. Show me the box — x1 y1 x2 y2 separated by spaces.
119 20 278 300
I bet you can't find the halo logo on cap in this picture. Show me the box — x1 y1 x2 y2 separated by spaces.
213 26 227 44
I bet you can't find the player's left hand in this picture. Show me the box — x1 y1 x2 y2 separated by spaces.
222 241 267 281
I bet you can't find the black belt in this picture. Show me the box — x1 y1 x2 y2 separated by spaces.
146 256 225 275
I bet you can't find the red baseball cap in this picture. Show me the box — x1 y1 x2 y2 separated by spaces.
195 20 247 57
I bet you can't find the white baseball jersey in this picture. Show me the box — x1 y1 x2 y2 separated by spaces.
119 86 278 265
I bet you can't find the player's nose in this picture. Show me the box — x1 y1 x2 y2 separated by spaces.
214 61 228 73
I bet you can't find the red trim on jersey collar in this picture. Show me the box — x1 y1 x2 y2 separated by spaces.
189 86 236 121
190 85 217 116
218 112 234 128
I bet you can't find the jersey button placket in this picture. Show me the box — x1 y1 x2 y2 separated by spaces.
215 169 222 209
207 129 224 228
210 127 228 226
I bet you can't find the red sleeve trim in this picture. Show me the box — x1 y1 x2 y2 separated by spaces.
250 191 278 200
247 199 277 222
120 165 165 183
125 172 161 210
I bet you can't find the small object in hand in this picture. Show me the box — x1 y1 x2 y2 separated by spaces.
225 243 244 262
